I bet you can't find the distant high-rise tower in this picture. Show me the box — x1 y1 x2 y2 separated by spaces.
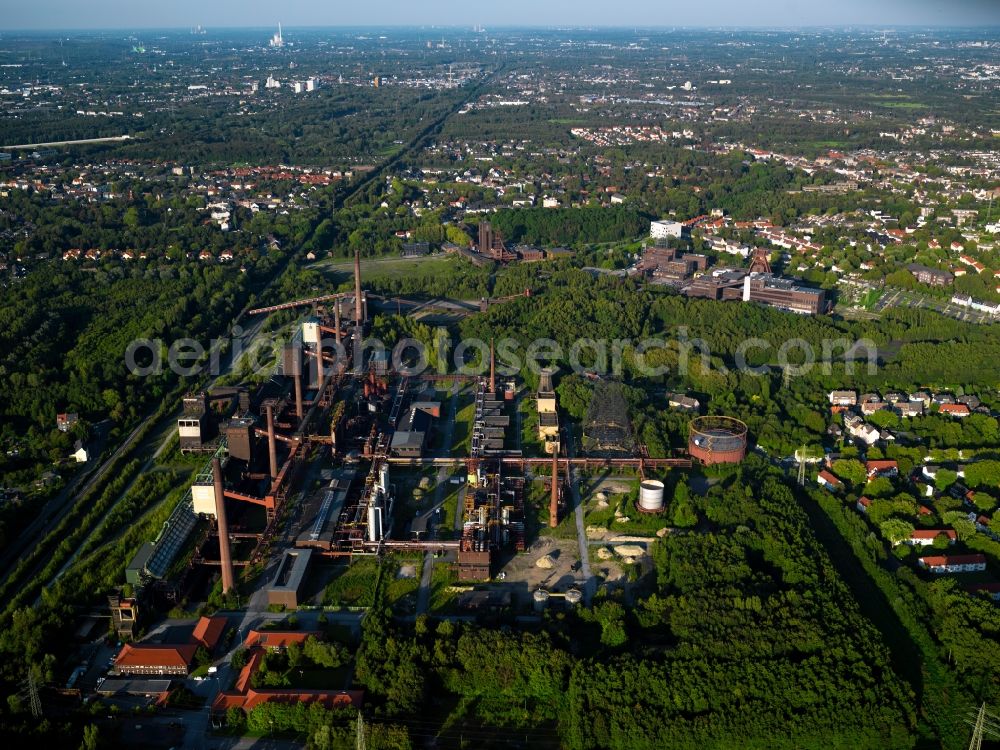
269 23 284 48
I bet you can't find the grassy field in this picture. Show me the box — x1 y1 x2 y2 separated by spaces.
310 253 456 280
384 556 423 615
437 484 461 539
584 491 669 537
518 395 544 456
429 562 460 613
861 288 883 311
879 101 927 109
322 557 379 607
452 392 477 454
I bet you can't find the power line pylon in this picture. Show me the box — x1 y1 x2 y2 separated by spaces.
967 702 1000 750
26 669 42 719
356 712 366 750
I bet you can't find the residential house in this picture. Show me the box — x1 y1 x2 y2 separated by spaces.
939 403 970 418
828 390 857 407
817 470 842 491
56 413 79 432
847 421 880 446
917 554 987 574
894 401 924 418
906 529 957 547
72 440 89 463
866 460 899 479
668 394 700 412
861 401 888 416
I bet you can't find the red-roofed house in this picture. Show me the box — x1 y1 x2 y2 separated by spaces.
856 496 872 513
192 616 228 651
938 404 970 417
906 529 957 547
866 460 899 479
213 688 363 717
115 643 199 676
233 649 264 694
918 554 987 574
817 470 842 491
244 630 317 651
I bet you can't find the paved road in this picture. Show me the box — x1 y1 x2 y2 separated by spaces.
564 425 596 605
416 382 461 615
3 135 133 149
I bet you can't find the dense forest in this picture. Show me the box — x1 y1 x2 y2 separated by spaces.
349 458 920 749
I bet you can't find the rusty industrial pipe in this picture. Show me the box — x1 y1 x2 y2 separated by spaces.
213 458 235 594
549 445 559 528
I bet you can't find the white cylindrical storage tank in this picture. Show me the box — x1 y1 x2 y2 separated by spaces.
533 589 550 612
564 588 582 608
638 480 665 513
367 505 382 542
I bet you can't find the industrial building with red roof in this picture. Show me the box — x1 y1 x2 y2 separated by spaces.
191 615 228 651
244 629 317 650
211 630 362 720
114 615 228 676
115 643 199 676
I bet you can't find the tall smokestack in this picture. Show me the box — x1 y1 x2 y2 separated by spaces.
549 446 559 528
213 458 235 595
354 249 363 325
490 338 496 394
293 347 304 420
266 403 278 480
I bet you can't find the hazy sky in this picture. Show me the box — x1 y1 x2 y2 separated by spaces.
6 0 1000 30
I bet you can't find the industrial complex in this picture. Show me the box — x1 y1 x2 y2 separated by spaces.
104 246 753 726
120 246 750 604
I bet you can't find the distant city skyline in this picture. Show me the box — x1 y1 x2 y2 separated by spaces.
6 0 1000 31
